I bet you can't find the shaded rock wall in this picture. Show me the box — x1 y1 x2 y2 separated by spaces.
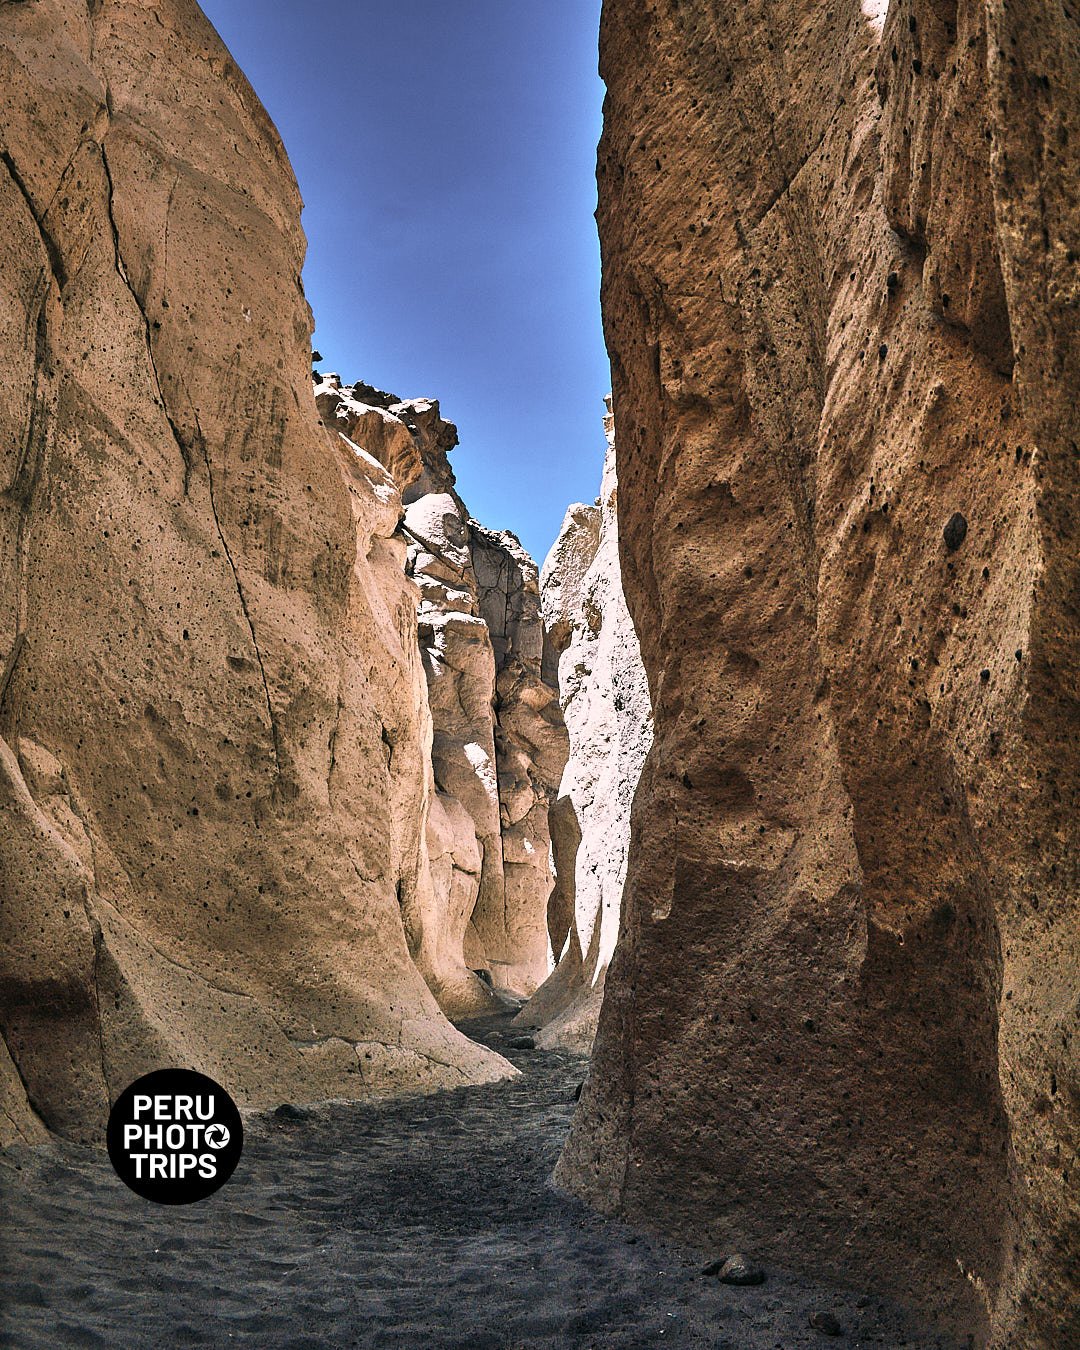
519 406 651 1051
0 0 511 1147
315 376 566 1007
559 2 1079 1347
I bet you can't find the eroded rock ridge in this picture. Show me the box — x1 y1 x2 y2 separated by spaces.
315 374 568 1013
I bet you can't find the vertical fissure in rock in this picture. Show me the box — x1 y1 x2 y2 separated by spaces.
0 150 68 291
99 141 195 496
192 407 284 788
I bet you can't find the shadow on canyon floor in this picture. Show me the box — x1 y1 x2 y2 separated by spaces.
0 1014 955 1349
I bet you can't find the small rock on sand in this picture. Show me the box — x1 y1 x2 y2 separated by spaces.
273 1103 309 1122
809 1310 843 1335
701 1254 765 1285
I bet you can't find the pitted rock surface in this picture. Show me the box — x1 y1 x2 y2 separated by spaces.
0 0 511 1145
557 4 1080 1348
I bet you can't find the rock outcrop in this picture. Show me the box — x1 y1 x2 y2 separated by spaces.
468 519 567 994
315 375 566 1009
0 0 512 1146
518 405 651 1050
558 3 1079 1348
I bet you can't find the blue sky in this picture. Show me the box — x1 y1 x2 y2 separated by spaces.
199 0 609 566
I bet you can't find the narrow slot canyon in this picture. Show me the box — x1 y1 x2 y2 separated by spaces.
0 3 1077 1349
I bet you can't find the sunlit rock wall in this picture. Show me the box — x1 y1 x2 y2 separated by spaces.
0 0 513 1146
519 407 651 1051
315 376 567 1007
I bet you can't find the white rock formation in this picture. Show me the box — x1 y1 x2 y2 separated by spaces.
519 404 652 1049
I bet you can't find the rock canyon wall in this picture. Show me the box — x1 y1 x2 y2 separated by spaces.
315 375 566 1012
4 2 1076 1345
519 407 651 1051
0 0 526 1147
558 2 1079 1347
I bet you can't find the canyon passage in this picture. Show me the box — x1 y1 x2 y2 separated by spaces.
1 3 1077 1350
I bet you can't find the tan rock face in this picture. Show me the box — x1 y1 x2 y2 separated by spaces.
470 522 567 994
558 3 1079 1347
519 409 651 1051
315 378 567 1007
0 0 512 1146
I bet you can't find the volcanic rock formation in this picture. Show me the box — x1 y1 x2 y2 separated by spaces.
557 3 1079 1347
315 375 567 1009
518 404 651 1051
0 0 513 1146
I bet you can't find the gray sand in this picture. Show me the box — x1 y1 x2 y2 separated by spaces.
0 1015 957 1348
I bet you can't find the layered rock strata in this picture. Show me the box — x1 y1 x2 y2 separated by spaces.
315 376 566 1008
519 406 651 1050
559 2 1079 1348
0 0 512 1146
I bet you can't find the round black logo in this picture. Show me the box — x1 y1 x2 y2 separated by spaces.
106 1068 243 1204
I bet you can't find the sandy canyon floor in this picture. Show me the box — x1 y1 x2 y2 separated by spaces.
1 1015 956 1349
